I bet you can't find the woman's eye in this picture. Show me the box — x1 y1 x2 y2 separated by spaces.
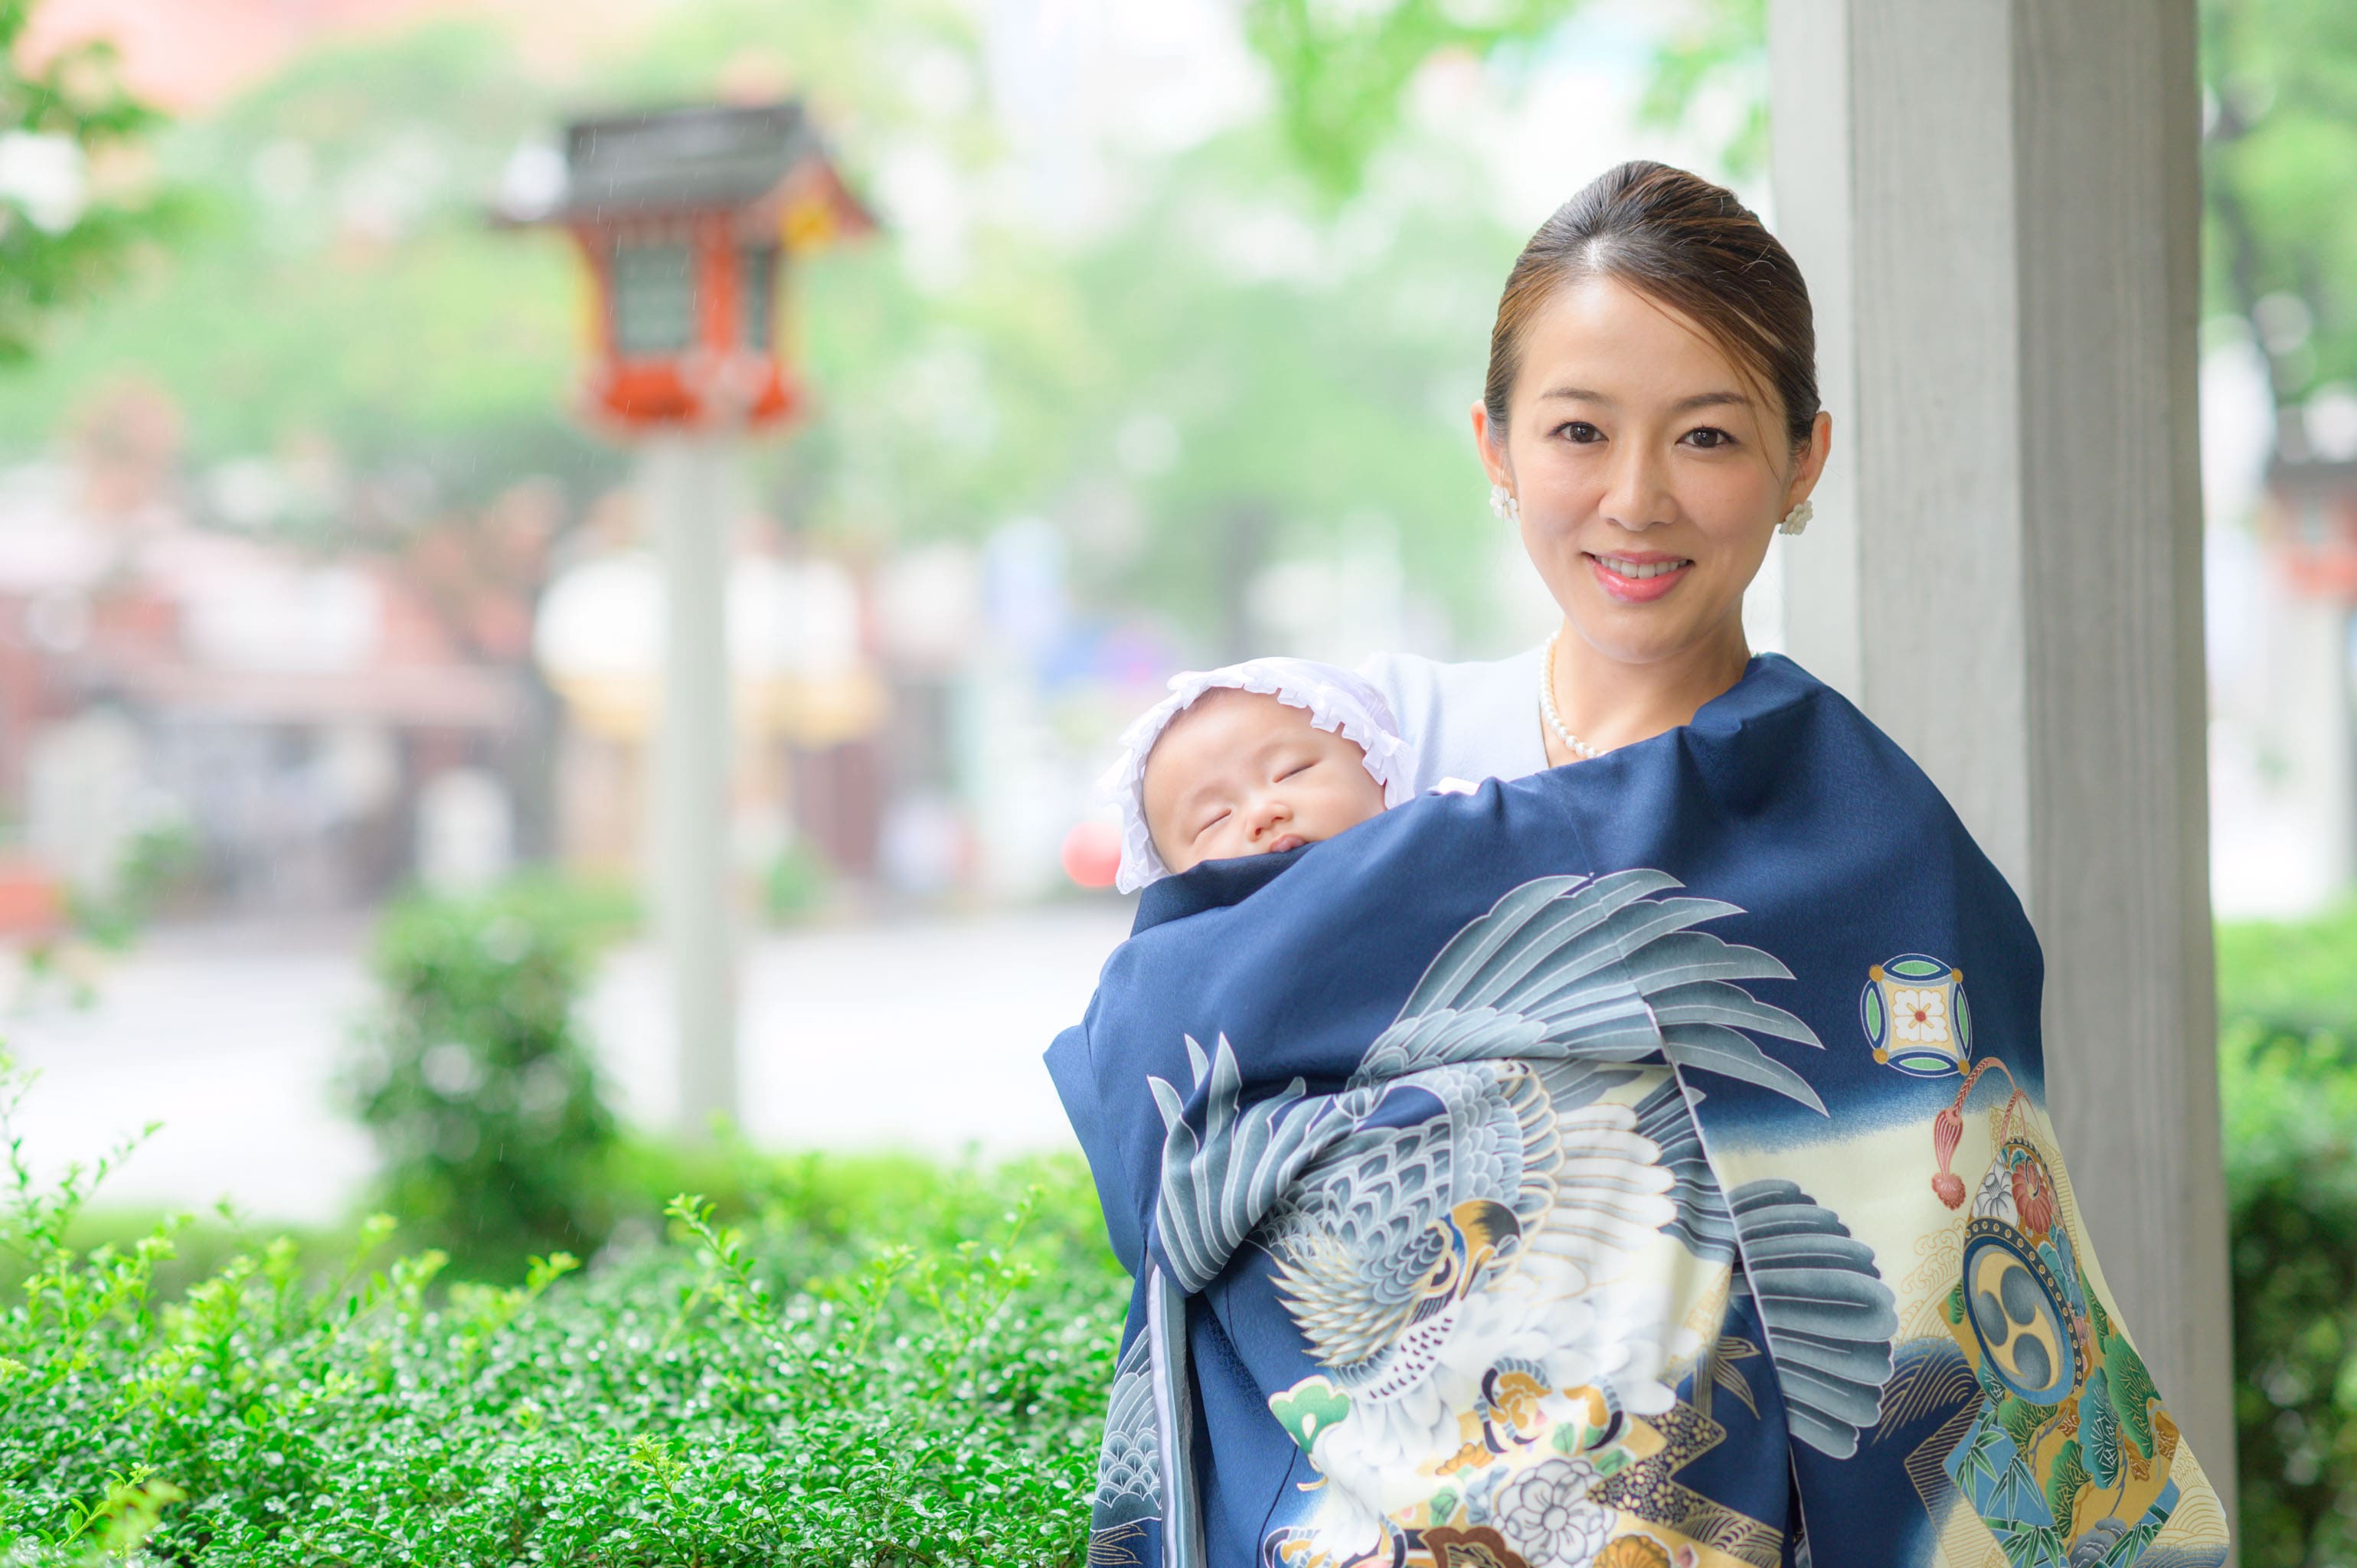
1682 426 1734 449
1556 420 1604 444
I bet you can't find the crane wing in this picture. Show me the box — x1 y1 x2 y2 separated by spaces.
1359 871 1828 1115
1728 1178 1901 1459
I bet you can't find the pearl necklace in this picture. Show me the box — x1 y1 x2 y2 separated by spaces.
1538 626 1603 760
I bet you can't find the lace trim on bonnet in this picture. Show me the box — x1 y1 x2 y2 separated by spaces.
1099 656 1419 894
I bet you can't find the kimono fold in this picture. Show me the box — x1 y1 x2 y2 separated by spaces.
1046 653 2229 1568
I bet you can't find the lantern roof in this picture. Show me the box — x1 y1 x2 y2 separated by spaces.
505 100 874 234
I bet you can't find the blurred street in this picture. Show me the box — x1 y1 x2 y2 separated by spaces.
5 899 1132 1223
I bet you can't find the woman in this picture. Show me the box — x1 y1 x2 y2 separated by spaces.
1048 162 2229 1568
1362 161 1826 790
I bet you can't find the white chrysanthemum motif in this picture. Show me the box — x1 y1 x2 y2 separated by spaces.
1496 1458 1610 1566
1972 1158 2021 1227
1891 987 1950 1044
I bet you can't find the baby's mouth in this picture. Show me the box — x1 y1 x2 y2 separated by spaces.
1267 832 1307 854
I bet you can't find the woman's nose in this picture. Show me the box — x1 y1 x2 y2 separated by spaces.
1600 445 1670 531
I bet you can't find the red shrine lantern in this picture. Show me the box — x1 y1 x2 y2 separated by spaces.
2267 456 2357 604
507 101 875 434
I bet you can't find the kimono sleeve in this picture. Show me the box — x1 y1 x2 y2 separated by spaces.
1045 995 1148 1279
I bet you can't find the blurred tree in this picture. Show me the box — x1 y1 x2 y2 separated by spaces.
0 21 596 502
1631 0 2357 462
1634 0 1767 179
0 1 1538 648
1240 0 1586 200
0 0 178 362
339 876 627 1282
1061 124 1519 650
597 0 1534 642
2203 0 2357 443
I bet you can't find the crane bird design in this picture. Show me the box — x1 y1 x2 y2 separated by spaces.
1140 871 1900 1554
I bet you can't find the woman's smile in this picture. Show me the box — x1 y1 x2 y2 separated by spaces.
1586 548 1695 603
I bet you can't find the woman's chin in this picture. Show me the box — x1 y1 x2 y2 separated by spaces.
1561 599 1714 667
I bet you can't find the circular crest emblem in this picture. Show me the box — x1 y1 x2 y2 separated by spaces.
1861 954 1971 1076
1960 1219 2080 1403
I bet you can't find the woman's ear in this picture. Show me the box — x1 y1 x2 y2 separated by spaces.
1469 400 1512 490
1785 409 1834 509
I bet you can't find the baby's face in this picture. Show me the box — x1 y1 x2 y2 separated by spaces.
1141 688 1387 878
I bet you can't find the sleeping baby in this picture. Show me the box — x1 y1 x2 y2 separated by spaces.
1103 657 1424 893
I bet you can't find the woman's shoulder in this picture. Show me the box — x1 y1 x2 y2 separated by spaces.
1358 646 1549 789
1358 646 1543 710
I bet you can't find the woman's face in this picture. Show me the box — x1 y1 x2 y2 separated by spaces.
1474 276 1830 668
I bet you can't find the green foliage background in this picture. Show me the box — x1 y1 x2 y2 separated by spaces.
1241 0 1587 200
0 0 180 363
0 2 1529 652
2216 904 2357 1567
0 1057 1126 1567
2202 0 2357 415
336 876 633 1281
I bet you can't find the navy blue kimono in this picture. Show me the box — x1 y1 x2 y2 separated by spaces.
1047 654 2228 1568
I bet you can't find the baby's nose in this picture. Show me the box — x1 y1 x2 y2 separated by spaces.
1245 796 1290 839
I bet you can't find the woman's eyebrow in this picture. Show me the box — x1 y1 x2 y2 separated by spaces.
1534 387 1751 413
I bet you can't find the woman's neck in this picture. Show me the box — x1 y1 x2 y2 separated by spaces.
1542 616 1752 765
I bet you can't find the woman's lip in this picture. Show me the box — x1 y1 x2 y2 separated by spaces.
1587 551 1692 603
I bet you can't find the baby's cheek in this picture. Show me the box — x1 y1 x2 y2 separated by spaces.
1321 782 1386 834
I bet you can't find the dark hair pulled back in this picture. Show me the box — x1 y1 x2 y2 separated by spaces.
1483 160 1819 452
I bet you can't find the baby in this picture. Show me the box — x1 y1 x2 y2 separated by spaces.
1103 657 1420 893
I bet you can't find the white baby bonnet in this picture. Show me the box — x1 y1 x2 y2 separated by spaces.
1100 656 1420 893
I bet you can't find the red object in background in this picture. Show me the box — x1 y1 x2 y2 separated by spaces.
2267 456 2357 604
0 858 64 936
1061 820 1123 890
502 102 875 438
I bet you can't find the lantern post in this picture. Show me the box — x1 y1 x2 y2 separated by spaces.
502 102 874 1137
645 433 736 1132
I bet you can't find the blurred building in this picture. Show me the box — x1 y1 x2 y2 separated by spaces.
0 373 1175 930
532 514 1171 910
0 391 534 924
2216 454 2357 910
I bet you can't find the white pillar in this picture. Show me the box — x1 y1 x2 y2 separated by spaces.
1770 0 2237 1525
642 434 738 1138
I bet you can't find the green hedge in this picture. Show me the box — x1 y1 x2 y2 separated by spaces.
2218 903 2357 1568
6 897 2356 1565
0 1083 1126 1567
336 876 633 1282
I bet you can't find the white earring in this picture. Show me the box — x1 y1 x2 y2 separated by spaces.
1778 499 1813 536
1489 484 1520 524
